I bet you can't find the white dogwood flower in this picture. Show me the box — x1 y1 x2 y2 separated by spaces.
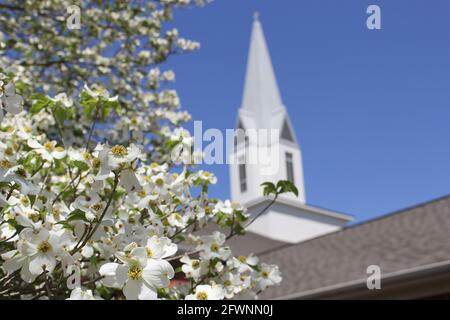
180 255 208 281
185 284 225 300
27 139 66 162
254 263 282 291
67 287 100 300
49 93 73 108
144 236 177 259
83 84 118 102
99 247 174 300
18 228 64 275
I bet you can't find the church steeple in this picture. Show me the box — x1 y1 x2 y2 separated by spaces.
228 14 352 243
241 13 284 129
230 14 305 206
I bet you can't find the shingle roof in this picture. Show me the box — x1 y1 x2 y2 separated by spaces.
258 195 450 299
225 231 286 256
196 223 287 256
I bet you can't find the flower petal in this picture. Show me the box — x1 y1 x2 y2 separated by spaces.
99 263 127 288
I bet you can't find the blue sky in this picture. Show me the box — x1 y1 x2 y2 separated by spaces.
166 0 450 223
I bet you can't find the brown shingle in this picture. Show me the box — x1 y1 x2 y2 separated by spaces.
257 195 450 299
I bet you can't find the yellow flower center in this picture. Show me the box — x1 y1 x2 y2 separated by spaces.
20 196 30 206
44 142 54 152
93 158 101 168
5 147 13 156
224 280 231 287
91 202 104 212
24 127 32 133
196 292 208 300
38 240 52 253
155 178 164 187
191 260 200 269
127 265 143 280
82 152 92 161
261 271 269 278
52 207 61 219
238 255 247 263
210 243 219 252
28 212 40 222
111 145 128 157
150 162 159 168
137 190 146 198
146 247 153 257
0 159 12 169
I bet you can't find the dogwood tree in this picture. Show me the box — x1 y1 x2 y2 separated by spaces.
0 0 294 300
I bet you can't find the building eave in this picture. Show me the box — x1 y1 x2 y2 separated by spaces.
273 258 450 300
243 196 353 222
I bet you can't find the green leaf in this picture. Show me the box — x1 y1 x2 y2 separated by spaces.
276 180 299 197
166 139 181 150
55 220 75 231
67 209 89 222
80 91 98 120
54 106 68 126
261 182 276 197
29 93 51 114
174 266 182 273
71 160 89 172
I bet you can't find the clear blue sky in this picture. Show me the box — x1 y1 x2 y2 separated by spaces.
166 0 450 223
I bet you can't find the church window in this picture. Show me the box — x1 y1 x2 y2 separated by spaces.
286 152 295 184
281 118 294 142
239 163 247 192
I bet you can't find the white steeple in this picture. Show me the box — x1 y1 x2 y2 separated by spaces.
241 13 284 130
228 14 352 243
231 13 304 205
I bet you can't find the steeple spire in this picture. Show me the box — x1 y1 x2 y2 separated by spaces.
241 14 284 129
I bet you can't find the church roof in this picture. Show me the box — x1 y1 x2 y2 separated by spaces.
195 222 287 256
225 230 287 256
257 194 450 299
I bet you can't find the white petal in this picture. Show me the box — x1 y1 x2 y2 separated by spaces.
142 259 174 289
2 251 25 275
123 279 140 300
138 282 157 300
99 263 127 288
27 139 43 149
81 245 94 258
21 261 37 283
52 149 66 159
129 247 147 267
28 253 56 275
4 95 24 114
119 169 142 192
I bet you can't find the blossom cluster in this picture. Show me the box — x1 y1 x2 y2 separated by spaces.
0 79 282 299
0 1 285 300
